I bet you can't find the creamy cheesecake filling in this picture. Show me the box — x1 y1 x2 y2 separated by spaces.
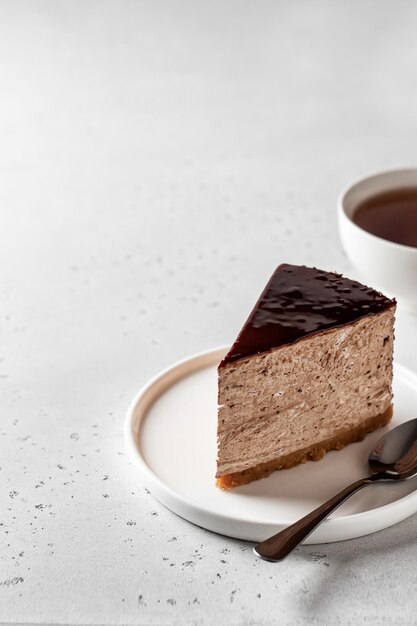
217 308 394 478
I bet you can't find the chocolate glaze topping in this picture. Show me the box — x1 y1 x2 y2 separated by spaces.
220 264 395 367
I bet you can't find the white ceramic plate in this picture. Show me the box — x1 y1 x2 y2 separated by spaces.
124 346 417 544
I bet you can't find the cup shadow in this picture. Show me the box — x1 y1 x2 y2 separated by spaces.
284 514 417 618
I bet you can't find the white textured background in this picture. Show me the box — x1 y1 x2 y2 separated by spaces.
1 1 417 624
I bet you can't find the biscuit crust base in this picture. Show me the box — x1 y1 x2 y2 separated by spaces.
216 405 393 490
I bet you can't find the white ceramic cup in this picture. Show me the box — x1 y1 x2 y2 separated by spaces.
338 168 417 313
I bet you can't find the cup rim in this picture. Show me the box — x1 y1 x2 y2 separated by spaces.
337 167 417 254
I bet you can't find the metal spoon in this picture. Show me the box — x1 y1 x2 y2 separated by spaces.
254 418 417 562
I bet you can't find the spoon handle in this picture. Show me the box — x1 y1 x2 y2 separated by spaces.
253 476 372 561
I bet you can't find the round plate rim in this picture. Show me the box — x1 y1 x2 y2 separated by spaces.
124 345 417 542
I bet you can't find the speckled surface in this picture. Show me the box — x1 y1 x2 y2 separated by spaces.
1 1 417 624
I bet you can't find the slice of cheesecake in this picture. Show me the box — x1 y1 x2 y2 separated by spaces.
217 264 396 489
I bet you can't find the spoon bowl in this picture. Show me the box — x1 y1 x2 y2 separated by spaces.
368 418 417 479
254 418 417 562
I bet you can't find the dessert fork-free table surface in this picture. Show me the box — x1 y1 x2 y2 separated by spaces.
1 2 417 625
